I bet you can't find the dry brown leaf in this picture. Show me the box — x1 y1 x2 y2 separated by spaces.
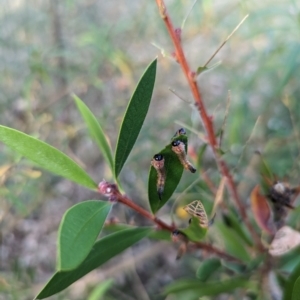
251 185 274 234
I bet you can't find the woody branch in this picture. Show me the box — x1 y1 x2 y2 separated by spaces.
98 180 241 262
155 0 263 250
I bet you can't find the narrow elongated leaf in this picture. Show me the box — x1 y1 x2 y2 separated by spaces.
73 95 114 172
0 125 97 190
87 279 114 300
149 134 188 214
104 224 171 241
292 277 300 300
284 261 300 300
164 277 250 298
57 201 111 271
114 58 157 178
222 261 246 275
35 227 152 299
197 143 207 168
196 258 221 281
246 254 265 272
217 221 251 262
222 212 253 247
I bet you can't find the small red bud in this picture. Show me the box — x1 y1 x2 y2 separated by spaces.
174 28 182 42
189 71 196 81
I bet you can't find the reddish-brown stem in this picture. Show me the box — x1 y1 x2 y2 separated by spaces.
98 181 241 262
155 0 263 250
192 241 241 262
116 192 241 262
117 193 176 231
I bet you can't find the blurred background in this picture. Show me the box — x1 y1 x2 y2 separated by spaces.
1 0 300 299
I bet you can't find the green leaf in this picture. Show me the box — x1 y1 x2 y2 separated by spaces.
222 261 246 274
279 246 300 273
255 151 274 193
57 201 111 271
104 224 171 241
87 279 114 300
283 260 300 300
276 271 288 290
260 156 274 181
180 216 207 242
246 254 265 272
164 276 250 298
0 125 97 190
216 221 251 262
114 58 157 178
196 66 208 75
148 134 188 214
196 61 221 75
35 227 152 299
222 212 253 247
292 277 300 300
148 229 171 241
197 143 207 169
73 94 114 172
196 258 221 281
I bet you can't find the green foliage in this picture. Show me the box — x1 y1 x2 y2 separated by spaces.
73 94 114 172
179 216 207 242
196 258 221 281
197 143 207 168
292 277 300 300
104 224 171 241
148 134 188 213
114 58 157 178
57 201 111 271
2 1 300 299
35 227 152 299
216 221 251 262
164 276 250 299
87 279 114 300
0 125 97 190
283 260 300 300
222 212 253 247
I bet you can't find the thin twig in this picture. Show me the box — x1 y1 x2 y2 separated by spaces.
212 177 226 216
169 87 191 103
233 116 262 173
201 170 217 195
181 0 199 30
203 15 249 68
117 194 240 262
98 180 242 262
